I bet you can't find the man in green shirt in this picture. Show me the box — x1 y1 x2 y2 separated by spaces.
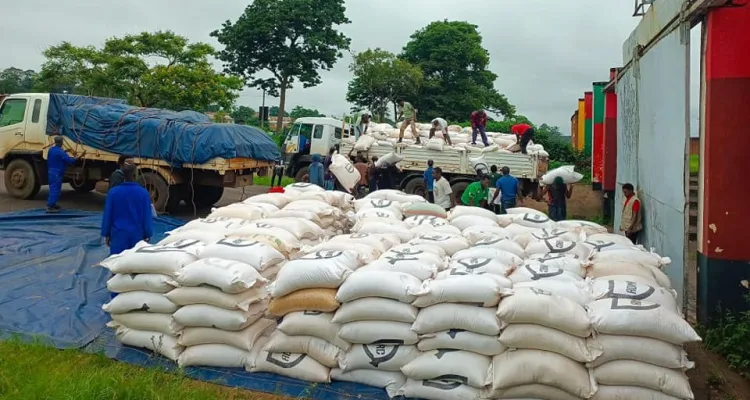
461 175 491 207
397 98 421 144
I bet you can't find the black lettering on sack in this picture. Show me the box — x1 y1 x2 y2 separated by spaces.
349 233 370 239
456 258 491 270
529 287 553 296
522 213 550 224
202 217 231 224
363 339 404 367
446 329 466 339
418 234 449 242
370 200 393 209
389 249 425 257
344 163 355 174
609 297 661 310
303 310 323 316
267 352 307 368
303 251 344 260
524 264 564 280
475 237 502 247
544 239 575 254
384 256 420 265
585 240 616 251
128 274 138 280
216 238 259 248
292 183 313 188
135 239 200 253
422 375 469 390
604 280 656 301
254 223 274 229
434 349 460 359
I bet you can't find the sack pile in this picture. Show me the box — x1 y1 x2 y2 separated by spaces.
100 187 701 400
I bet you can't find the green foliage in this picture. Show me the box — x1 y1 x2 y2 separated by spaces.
269 106 289 117
704 300 750 378
346 48 423 122
210 110 229 123
400 20 515 121
35 31 243 111
212 0 351 133
231 105 256 124
289 105 324 119
0 68 38 94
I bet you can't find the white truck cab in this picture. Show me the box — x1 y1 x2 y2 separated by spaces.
282 117 350 181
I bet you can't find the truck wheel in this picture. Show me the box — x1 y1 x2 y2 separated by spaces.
70 180 97 193
294 166 309 183
191 186 225 209
140 172 182 213
450 181 470 203
4 159 40 200
403 178 427 197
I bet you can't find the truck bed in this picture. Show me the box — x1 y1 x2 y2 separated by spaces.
341 142 546 180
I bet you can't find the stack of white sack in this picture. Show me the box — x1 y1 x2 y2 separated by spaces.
584 236 700 399
255 249 363 383
350 198 415 243
167 236 284 368
101 240 205 361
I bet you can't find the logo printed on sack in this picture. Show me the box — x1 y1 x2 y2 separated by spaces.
434 349 460 359
253 223 274 229
446 267 484 276
384 256 420 265
522 213 550 224
543 239 575 253
303 310 323 316
369 200 394 208
303 251 344 260
422 375 469 390
291 183 313 188
528 287 553 296
604 280 657 302
446 329 466 339
135 239 201 253
215 238 261 248
523 263 565 280
343 162 356 174
349 233 370 239
202 217 231 223
475 237 503 246
418 234 449 242
584 240 616 251
456 258 492 270
609 297 661 310
533 253 579 261
266 352 307 368
531 229 565 240
363 339 404 367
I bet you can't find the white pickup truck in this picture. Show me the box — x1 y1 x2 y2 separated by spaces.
280 117 548 199
0 93 275 211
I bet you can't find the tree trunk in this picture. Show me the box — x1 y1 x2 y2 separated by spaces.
276 84 287 135
393 101 398 122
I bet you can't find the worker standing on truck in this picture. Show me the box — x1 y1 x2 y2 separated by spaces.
424 160 435 203
46 135 85 213
621 183 643 244
470 110 490 147
101 164 153 256
541 176 573 221
397 99 420 145
461 175 491 208
433 167 455 211
510 123 535 154
429 118 453 145
491 166 523 213
354 112 371 140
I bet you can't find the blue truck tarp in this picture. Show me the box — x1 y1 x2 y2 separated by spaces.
0 209 391 400
46 94 280 166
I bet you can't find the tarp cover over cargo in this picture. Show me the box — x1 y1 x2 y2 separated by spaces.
46 94 280 166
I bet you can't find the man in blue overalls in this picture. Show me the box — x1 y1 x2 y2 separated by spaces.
46 135 84 213
102 164 154 256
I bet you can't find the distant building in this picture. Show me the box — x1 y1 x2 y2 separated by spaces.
267 116 293 130
204 112 234 124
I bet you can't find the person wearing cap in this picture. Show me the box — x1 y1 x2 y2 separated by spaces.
46 135 85 213
354 112 371 140
429 117 452 145
461 175 491 208
491 166 523 213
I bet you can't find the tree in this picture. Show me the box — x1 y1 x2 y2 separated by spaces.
211 0 351 133
346 48 423 122
269 106 289 117
290 105 324 119
231 105 256 124
0 68 38 94
210 110 230 123
400 20 515 121
35 31 243 111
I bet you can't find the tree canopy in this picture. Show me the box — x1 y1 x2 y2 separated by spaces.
400 20 515 121
346 48 423 122
212 0 351 133
269 106 289 117
231 106 256 124
290 105 324 119
34 31 242 111
0 68 38 94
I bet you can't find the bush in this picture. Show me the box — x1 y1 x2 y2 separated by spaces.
704 300 750 378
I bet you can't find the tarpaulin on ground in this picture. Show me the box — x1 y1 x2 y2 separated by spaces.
0 209 391 400
47 94 281 166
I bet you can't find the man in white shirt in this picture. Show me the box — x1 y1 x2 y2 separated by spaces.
429 117 453 145
354 112 371 140
433 167 455 211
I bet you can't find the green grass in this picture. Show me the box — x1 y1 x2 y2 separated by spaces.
0 339 295 400
690 154 700 176
253 175 295 187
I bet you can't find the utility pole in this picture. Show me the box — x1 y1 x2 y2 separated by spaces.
261 88 266 129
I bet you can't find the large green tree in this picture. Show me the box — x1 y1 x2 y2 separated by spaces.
231 105 256 124
269 106 289 117
212 0 351 133
401 20 515 121
35 31 242 111
346 48 423 122
0 68 38 94
290 105 324 119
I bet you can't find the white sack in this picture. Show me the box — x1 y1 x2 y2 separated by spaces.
527 253 587 277
401 350 491 388
397 379 481 400
246 218 325 240
284 182 326 193
354 134 376 151
175 217 250 234
358 259 437 281
588 232 637 246
330 369 406 398
473 236 525 257
448 205 497 221
338 321 419 345
172 303 265 331
332 297 418 324
580 239 639 254
593 385 685 400
591 248 672 269
588 260 671 288
298 241 380 264
241 193 293 208
100 239 203 276
207 203 266 221
277 311 350 351
449 215 499 231
525 238 591 259
240 202 279 214
410 233 472 256
225 227 301 251
412 303 501 336
200 238 285 271
109 312 182 336
106 273 173 294
591 278 680 314
114 327 182 361
179 318 276 351
593 360 694 400
250 338 330 383
510 261 584 284
515 227 579 246
558 220 609 236
102 291 177 314
365 189 426 203
340 344 420 372
352 220 412 242
267 209 323 226
497 287 591 337
375 152 404 167
425 138 444 151
265 331 342 368
330 154 361 191
587 334 694 370
174 258 266 293
384 242 447 258
588 298 701 345
412 275 512 308
158 230 224 246
418 329 505 356
541 165 584 185
178 344 252 368
271 255 354 298
468 155 489 175
461 226 511 244
165 286 266 311
504 206 547 216
451 247 523 267
442 257 514 277
499 324 602 363
513 279 592 305
404 215 450 229
336 270 422 303
487 384 581 400
328 233 400 253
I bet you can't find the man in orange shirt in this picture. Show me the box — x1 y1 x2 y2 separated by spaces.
620 183 643 244
510 123 535 154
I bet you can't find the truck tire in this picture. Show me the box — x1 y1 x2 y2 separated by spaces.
140 171 182 213
4 158 41 200
70 179 97 193
294 166 309 183
403 177 427 197
190 186 224 209
450 181 470 204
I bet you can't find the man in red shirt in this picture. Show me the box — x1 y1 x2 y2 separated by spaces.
510 123 535 154
620 183 643 244
470 110 490 147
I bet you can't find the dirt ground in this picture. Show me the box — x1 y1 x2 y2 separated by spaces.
524 182 604 220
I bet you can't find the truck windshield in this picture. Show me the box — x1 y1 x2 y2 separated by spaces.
0 99 27 127
290 123 313 139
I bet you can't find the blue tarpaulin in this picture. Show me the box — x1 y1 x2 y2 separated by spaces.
0 209 390 400
46 94 281 166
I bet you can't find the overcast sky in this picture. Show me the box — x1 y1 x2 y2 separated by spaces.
1 0 700 135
